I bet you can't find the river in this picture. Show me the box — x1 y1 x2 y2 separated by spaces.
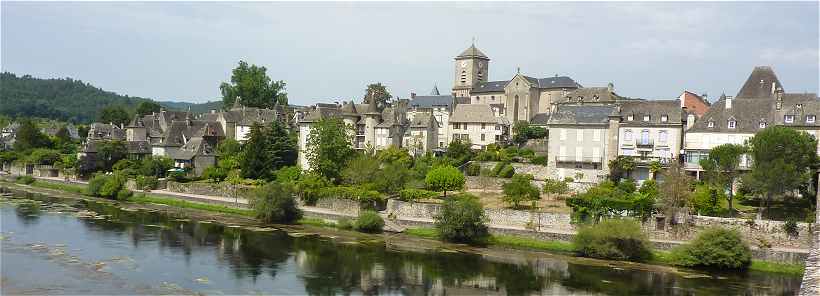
0 190 804 295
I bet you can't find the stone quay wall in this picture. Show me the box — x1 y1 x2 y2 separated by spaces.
387 199 574 231
166 181 255 200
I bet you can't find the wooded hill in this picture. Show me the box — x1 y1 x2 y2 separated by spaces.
0 72 219 123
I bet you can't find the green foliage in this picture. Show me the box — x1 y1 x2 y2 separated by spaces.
670 227 752 270
354 210 385 233
317 185 384 204
87 173 130 200
0 72 153 123
26 148 61 165
16 175 35 185
341 154 380 186
608 156 636 181
273 166 301 184
497 164 515 178
573 219 652 261
566 181 656 223
465 162 481 176
531 155 548 165
336 218 354 230
98 106 131 126
374 163 411 194
137 156 173 177
699 143 747 212
398 188 439 201
363 82 391 109
135 101 162 116
691 184 724 216
240 121 297 180
202 166 228 183
306 118 355 182
543 178 570 199
112 159 139 176
445 139 473 166
435 194 489 244
13 119 51 151
512 121 547 144
502 174 540 209
657 161 693 221
425 165 465 196
376 146 412 168
220 60 288 109
746 126 818 207
295 173 329 205
134 175 158 191
783 219 799 237
94 140 128 172
250 182 302 224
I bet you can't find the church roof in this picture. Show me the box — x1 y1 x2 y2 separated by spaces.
472 80 508 93
736 66 783 99
456 44 489 60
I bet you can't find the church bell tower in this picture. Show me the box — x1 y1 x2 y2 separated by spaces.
452 42 490 98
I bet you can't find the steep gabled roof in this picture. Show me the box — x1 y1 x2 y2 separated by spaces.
736 66 784 99
619 100 683 127
456 44 489 60
449 104 498 123
409 95 453 108
548 105 617 125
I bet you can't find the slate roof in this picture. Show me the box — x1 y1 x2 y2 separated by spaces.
127 141 151 154
561 87 623 104
430 85 441 95
531 113 551 125
157 120 224 147
409 112 436 128
88 123 125 140
471 76 580 94
534 76 580 89
449 104 498 123
300 106 343 123
171 138 217 160
689 98 774 133
409 95 453 108
471 80 508 93
736 66 784 99
548 105 617 125
222 107 278 126
619 100 683 127
456 44 489 60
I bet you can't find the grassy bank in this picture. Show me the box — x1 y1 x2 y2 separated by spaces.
129 194 255 217
404 227 805 276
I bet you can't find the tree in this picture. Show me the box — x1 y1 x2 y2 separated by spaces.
657 161 692 224
376 146 412 168
435 194 489 244
54 126 72 144
306 118 355 182
96 140 128 172
341 154 380 186
608 156 636 181
363 83 391 109
220 60 287 109
250 181 302 224
240 121 297 180
98 106 130 126
543 178 570 201
241 123 271 179
13 120 50 151
503 174 540 209
266 121 298 171
425 165 465 197
512 121 547 145
445 139 473 166
135 101 162 116
699 143 746 213
216 139 242 170
139 156 173 177
745 127 818 217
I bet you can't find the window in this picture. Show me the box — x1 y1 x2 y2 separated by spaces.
624 129 633 142
658 130 668 143
759 122 767 129
728 120 736 129
481 134 485 141
593 129 600 141
640 130 650 145
576 129 583 141
808 115 816 123
707 121 715 128
495 125 500 131
627 115 634 121
481 123 486 130
661 115 668 122
460 70 467 84
785 115 795 123
643 115 650 122
491 96 495 101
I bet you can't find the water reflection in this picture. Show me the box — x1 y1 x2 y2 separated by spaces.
0 191 804 296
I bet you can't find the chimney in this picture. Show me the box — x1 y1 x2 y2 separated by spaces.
725 96 732 109
686 113 696 130
411 93 416 99
771 82 777 95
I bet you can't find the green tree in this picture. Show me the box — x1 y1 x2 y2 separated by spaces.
306 118 354 182
376 146 412 168
512 121 547 144
13 120 51 151
341 154 380 186
435 194 489 244
608 156 636 181
240 121 297 180
216 139 242 170
445 139 473 166
425 165 465 197
98 106 130 126
374 163 411 194
250 182 302 224
745 126 818 215
54 126 72 144
503 174 540 209
135 101 162 116
657 161 692 224
220 60 287 109
363 83 391 109
543 178 570 200
699 143 746 212
96 140 128 172
139 156 173 177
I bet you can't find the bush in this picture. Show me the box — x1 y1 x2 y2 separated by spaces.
491 162 507 176
502 174 540 209
167 171 189 182
531 155 548 165
784 219 799 237
250 182 302 224
670 227 752 270
296 173 329 205
465 163 481 176
116 188 133 201
398 188 439 201
135 175 158 191
497 164 515 178
87 173 130 200
16 175 35 185
202 166 228 183
435 194 489 244
691 184 724 216
354 210 384 233
336 218 354 230
317 186 384 204
573 219 652 261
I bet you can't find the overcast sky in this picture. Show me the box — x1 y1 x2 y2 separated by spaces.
2 2 818 106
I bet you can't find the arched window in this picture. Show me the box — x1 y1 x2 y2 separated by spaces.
460 70 467 84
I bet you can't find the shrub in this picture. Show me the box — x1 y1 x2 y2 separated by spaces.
474 151 498 161
202 166 228 183
784 219 799 237
465 163 481 176
87 174 108 196
354 210 385 233
435 194 489 244
670 227 752 270
491 162 507 176
336 218 354 230
497 164 515 178
16 175 35 185
317 186 384 204
116 188 133 201
295 173 329 205
573 219 652 261
502 174 540 209
135 175 158 191
250 182 302 224
425 165 465 197
398 188 439 201
167 171 189 182
691 184 723 216
531 155 548 165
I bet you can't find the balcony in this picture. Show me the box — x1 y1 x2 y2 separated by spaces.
635 139 654 150
628 155 674 166
555 156 602 164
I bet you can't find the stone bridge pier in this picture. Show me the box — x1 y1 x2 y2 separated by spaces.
799 176 820 295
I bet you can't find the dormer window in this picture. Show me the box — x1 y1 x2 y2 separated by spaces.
643 115 650 122
627 115 634 121
728 120 736 129
707 121 715 128
592 95 599 101
661 115 668 122
785 115 795 123
759 122 767 129
808 115 816 123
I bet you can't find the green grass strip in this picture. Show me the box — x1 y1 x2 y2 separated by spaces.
29 180 87 195
129 194 255 217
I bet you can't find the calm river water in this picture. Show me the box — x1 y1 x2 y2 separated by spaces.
0 191 803 295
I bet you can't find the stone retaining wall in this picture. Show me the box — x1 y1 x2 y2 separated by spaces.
313 197 362 217
166 181 255 199
386 199 574 231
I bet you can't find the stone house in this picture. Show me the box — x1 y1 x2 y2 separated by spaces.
448 104 509 149
617 100 684 182
408 86 451 149
546 105 619 184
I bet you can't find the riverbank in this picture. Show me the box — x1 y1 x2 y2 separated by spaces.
1 177 806 276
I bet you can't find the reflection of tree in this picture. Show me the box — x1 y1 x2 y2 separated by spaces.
14 202 41 225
